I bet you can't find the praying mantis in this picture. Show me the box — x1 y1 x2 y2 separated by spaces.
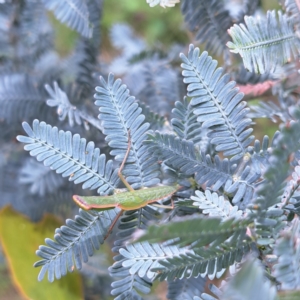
73 131 180 238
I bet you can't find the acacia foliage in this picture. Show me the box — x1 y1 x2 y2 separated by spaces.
2 0 300 299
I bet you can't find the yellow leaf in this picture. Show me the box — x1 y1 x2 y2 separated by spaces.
0 206 83 300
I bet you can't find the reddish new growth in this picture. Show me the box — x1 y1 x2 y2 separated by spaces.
237 81 276 98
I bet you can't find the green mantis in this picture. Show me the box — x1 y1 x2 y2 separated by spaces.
73 184 179 211
73 131 179 237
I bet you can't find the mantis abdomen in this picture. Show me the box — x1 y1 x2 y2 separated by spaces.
73 184 180 210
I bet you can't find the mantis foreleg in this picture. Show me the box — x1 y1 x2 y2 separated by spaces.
117 129 134 192
150 198 174 209
104 209 123 240
105 129 132 238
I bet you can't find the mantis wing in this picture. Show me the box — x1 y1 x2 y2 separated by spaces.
73 185 180 211
73 194 119 210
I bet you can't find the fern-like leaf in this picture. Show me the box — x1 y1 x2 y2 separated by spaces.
227 10 300 74
249 114 300 245
34 208 120 281
223 258 277 300
45 81 103 130
248 92 296 123
85 0 102 47
109 23 146 74
191 190 243 220
0 157 74 221
109 198 162 298
137 59 181 116
72 38 99 100
17 119 119 195
234 0 260 24
20 0 53 51
171 97 203 145
94 73 161 189
253 116 300 213
0 1 53 65
138 218 249 249
19 158 65 196
109 251 152 300
247 133 279 174
140 102 166 131
145 132 258 206
41 0 92 38
181 0 232 57
284 0 300 32
233 65 275 85
286 194 300 217
119 242 190 280
180 44 254 161
0 74 47 124
114 241 211 292
249 100 290 123
273 218 300 289
113 206 160 252
145 132 229 180
153 241 252 281
45 82 85 127
167 277 206 299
